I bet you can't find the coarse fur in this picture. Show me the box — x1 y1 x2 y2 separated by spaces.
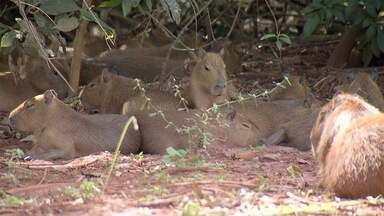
189 52 228 110
337 72 384 110
310 93 379 162
9 90 140 160
130 108 263 154
310 93 384 198
81 52 229 113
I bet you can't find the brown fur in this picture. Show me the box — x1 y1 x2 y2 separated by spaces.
310 93 384 198
337 72 384 110
81 52 229 113
80 71 141 114
269 74 311 101
278 106 320 150
235 98 321 149
80 70 187 114
189 52 228 110
310 94 379 162
0 56 69 112
9 90 140 160
81 51 185 83
210 40 241 75
131 109 263 154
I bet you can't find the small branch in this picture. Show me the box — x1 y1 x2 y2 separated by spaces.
226 3 241 38
204 6 215 41
69 0 92 92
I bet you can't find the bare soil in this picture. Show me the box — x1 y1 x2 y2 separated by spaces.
1 41 384 215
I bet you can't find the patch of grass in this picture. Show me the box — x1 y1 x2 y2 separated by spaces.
253 175 268 191
63 179 101 200
0 191 25 207
163 147 204 167
182 201 201 216
248 144 266 151
0 173 18 185
154 171 171 184
287 164 303 178
130 151 144 162
150 185 169 196
4 148 24 160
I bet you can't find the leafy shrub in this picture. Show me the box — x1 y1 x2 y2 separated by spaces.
303 0 384 65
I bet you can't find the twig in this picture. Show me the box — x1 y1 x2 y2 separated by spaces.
135 196 181 208
16 0 74 93
226 3 241 38
170 180 258 189
103 116 139 191
37 168 48 185
166 166 224 175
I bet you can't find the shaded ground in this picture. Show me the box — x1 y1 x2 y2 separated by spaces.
2 39 384 215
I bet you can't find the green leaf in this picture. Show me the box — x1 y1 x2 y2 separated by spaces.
1 31 17 48
98 0 122 8
362 17 373 28
362 46 373 66
121 0 140 16
80 9 114 33
260 33 276 41
370 40 381 57
377 29 384 52
275 40 282 50
55 16 79 32
366 4 377 17
279 34 291 44
40 0 79 15
303 14 320 37
160 0 181 24
366 24 377 40
145 0 152 10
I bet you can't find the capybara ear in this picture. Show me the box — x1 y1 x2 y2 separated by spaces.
195 48 207 58
100 68 112 83
222 105 236 121
43 89 57 104
219 47 225 58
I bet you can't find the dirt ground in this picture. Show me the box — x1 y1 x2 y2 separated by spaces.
2 40 384 215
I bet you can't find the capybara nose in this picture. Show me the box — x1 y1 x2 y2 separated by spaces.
213 80 226 96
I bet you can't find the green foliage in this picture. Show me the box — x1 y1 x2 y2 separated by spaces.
261 33 291 50
55 15 79 32
63 180 101 200
160 0 181 24
162 147 203 167
163 147 188 165
182 201 201 216
0 191 25 207
0 30 18 48
303 0 384 65
4 148 25 160
39 0 80 15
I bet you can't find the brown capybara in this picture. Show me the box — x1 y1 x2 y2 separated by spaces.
310 93 384 198
9 90 140 160
337 72 384 110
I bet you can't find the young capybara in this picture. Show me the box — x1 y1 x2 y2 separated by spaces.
310 93 384 198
